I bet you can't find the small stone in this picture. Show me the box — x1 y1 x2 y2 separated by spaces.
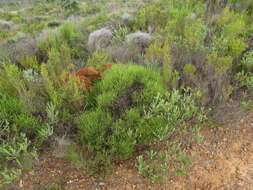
99 182 106 186
19 180 23 188
122 13 132 21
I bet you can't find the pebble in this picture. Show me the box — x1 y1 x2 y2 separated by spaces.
99 182 106 186
19 180 23 188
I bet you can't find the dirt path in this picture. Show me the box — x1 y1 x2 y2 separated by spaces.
6 104 253 190
174 110 253 190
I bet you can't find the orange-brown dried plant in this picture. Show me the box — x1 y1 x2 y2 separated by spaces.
76 63 113 90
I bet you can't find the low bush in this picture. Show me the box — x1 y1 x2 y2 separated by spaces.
0 90 52 145
38 22 86 58
0 62 43 114
0 42 87 127
86 51 112 70
22 18 47 35
80 12 112 32
78 64 206 171
0 92 49 186
136 0 249 105
240 50 253 73
59 0 79 11
236 71 253 92
78 64 166 156
136 143 192 182
40 44 87 124
0 31 16 41
235 49 253 92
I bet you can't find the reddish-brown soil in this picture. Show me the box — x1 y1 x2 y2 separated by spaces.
5 101 253 190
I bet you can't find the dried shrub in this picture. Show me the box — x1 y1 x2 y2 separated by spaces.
75 63 113 90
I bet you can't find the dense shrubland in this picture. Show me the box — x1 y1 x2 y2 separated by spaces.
0 0 253 186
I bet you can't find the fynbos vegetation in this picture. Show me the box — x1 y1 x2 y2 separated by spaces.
0 0 252 187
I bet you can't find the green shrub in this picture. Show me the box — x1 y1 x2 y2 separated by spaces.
145 40 178 89
0 167 21 188
240 50 253 72
40 44 87 126
111 25 128 45
143 1 249 104
0 93 24 120
79 0 102 16
27 3 54 15
59 22 77 45
184 64 197 74
81 12 111 32
0 42 86 124
86 51 112 70
59 0 79 11
0 62 44 114
38 22 86 58
20 56 40 72
0 92 46 186
136 150 170 182
132 0 204 32
0 31 16 41
0 11 20 22
94 64 166 107
11 16 23 24
78 64 206 172
0 63 27 97
236 71 253 91
136 143 192 183
131 1 170 31
79 64 166 157
143 88 206 141
22 16 48 35
37 31 60 54
0 93 47 141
